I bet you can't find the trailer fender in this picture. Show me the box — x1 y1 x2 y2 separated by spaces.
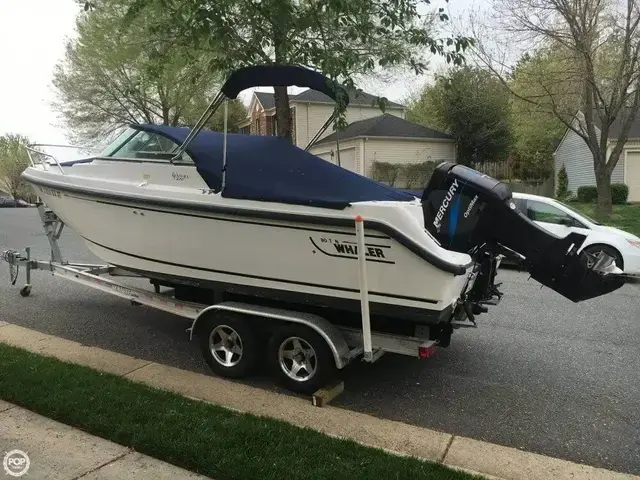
190 301 351 369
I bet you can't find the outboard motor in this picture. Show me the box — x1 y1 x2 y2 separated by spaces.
421 162 624 303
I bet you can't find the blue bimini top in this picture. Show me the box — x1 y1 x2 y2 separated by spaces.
133 124 416 210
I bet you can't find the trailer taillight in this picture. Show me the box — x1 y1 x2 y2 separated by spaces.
419 344 437 358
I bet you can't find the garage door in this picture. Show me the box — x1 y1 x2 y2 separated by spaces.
626 151 640 202
315 151 334 162
314 148 357 173
335 148 356 173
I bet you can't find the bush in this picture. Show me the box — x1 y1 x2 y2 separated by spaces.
611 183 629 204
401 162 437 189
576 184 628 204
577 186 597 203
556 165 569 199
370 161 401 186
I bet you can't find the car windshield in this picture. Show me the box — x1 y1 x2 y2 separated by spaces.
556 200 603 226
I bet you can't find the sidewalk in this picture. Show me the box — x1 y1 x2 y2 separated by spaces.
0 400 209 480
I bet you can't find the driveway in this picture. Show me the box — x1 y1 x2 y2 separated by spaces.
1 208 639 475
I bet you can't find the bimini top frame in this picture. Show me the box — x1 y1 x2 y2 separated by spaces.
170 64 350 190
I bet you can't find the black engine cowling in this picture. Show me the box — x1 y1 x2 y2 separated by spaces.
421 162 623 302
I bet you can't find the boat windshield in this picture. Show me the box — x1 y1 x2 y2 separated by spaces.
100 127 194 163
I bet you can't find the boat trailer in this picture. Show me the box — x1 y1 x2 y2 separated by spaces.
3 204 472 401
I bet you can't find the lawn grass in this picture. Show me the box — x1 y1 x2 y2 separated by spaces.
568 202 640 237
0 343 479 480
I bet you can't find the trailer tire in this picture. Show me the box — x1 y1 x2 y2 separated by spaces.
198 312 260 379
268 325 337 394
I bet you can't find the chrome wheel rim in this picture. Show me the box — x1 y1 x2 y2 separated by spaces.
209 325 243 367
278 337 317 382
586 252 600 268
585 250 607 269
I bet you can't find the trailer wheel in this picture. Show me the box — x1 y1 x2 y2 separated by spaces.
268 325 337 394
198 313 260 379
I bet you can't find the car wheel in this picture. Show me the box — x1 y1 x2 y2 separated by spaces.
580 244 624 271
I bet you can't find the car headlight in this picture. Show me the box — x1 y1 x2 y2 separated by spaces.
626 239 640 249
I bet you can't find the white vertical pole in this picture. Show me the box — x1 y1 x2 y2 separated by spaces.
221 100 229 192
355 215 373 361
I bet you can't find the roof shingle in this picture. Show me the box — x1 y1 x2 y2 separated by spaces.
254 91 276 110
314 114 453 144
592 108 640 139
292 88 405 108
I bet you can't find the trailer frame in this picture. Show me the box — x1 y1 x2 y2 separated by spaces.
2 204 456 395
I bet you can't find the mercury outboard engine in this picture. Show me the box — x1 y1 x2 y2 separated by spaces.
421 162 624 304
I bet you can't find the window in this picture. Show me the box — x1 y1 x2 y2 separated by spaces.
100 128 137 157
556 200 599 226
512 198 528 213
102 128 193 163
268 116 277 136
525 200 576 226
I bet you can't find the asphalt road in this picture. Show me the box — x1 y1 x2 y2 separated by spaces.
1 208 639 474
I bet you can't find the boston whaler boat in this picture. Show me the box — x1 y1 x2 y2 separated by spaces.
5 65 635 394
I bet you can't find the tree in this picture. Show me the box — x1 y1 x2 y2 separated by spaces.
53 0 246 145
508 50 571 182
126 0 473 142
0 134 31 202
557 164 570 198
472 0 640 214
407 66 512 165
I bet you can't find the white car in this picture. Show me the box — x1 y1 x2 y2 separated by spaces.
512 192 640 274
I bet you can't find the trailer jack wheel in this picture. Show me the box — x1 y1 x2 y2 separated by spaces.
198 312 260 379
19 285 31 297
268 325 337 394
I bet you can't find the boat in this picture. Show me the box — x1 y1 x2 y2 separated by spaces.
19 65 631 345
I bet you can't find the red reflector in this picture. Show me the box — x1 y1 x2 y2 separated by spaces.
419 345 437 359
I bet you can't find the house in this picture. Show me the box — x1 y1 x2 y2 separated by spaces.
554 111 640 201
239 88 456 182
239 89 407 146
308 113 455 178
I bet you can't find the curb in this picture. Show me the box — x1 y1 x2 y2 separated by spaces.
0 322 637 480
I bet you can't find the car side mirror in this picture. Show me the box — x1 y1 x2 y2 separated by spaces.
560 217 574 227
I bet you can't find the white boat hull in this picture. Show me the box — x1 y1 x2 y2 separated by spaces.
23 162 475 323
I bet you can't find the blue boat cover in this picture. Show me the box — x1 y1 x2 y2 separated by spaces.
132 124 416 209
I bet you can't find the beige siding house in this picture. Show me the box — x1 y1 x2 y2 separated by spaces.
554 111 640 201
290 89 406 148
239 88 455 186
308 114 455 180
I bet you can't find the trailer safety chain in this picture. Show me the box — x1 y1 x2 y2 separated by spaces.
2 250 21 285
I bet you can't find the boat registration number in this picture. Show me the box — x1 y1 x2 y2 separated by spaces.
38 186 62 198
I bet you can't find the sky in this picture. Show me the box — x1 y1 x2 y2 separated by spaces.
0 0 81 145
0 0 485 147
